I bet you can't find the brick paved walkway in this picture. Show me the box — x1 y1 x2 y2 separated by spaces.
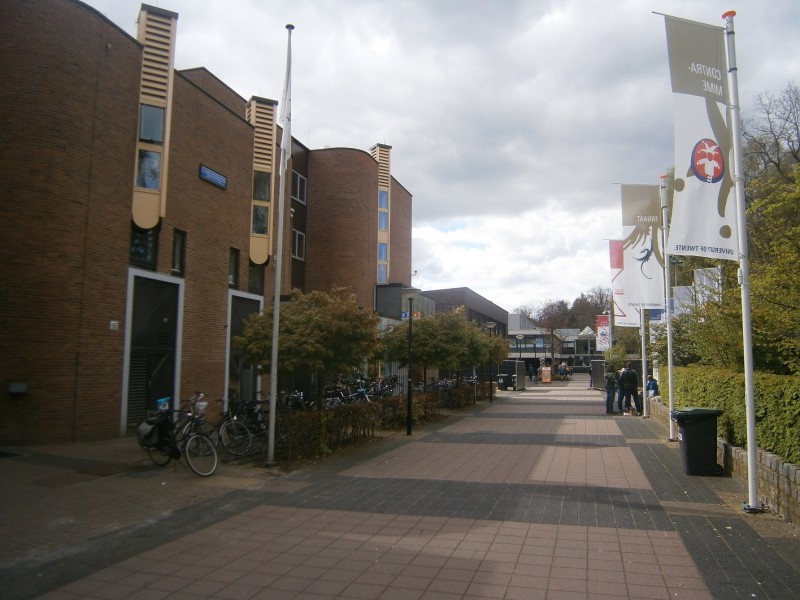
2 374 799 599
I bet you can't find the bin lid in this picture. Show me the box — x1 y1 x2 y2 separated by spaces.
670 406 723 421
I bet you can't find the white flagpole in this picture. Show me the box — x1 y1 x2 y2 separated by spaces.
267 23 294 465
639 310 648 417
722 11 760 512
660 176 678 441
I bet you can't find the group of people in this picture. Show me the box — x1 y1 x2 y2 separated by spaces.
603 362 659 416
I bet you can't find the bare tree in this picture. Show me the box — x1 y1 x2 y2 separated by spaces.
744 82 800 183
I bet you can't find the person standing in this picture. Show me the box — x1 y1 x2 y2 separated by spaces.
617 366 626 413
603 365 617 414
620 362 642 415
645 375 659 398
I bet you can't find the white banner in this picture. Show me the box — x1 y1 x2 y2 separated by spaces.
621 184 666 309
609 239 640 328
663 15 738 261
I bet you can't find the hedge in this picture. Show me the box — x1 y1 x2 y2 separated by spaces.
668 366 800 464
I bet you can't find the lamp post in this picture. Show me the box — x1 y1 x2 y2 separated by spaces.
516 334 524 361
485 322 496 403
406 296 414 435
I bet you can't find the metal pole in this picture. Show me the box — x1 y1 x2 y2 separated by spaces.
660 175 678 441
723 11 760 512
267 24 294 465
406 297 413 435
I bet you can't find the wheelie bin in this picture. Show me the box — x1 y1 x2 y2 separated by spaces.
670 407 724 476
496 374 510 391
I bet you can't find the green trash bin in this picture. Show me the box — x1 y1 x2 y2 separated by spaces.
670 407 724 476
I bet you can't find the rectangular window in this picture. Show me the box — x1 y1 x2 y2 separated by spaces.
291 171 307 204
248 261 264 295
172 229 186 276
377 242 388 261
377 263 388 284
292 229 305 260
136 149 161 189
253 171 270 201
379 190 388 209
378 210 389 230
130 224 158 269
139 105 164 144
228 248 239 287
252 204 269 235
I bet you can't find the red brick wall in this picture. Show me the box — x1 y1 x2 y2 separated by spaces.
0 0 143 442
162 73 255 402
305 148 379 308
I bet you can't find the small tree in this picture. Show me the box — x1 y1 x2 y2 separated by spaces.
234 287 380 392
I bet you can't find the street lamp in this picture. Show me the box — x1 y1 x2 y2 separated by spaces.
485 322 496 403
516 334 524 361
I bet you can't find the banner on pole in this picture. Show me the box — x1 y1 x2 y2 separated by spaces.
596 314 610 352
609 239 640 328
663 15 737 261
621 184 666 309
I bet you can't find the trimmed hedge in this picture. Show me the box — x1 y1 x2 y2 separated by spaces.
669 366 800 465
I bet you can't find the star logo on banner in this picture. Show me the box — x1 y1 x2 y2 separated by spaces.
691 138 724 183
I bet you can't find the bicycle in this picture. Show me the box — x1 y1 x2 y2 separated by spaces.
136 397 218 477
216 394 254 458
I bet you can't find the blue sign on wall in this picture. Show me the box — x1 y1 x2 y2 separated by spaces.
199 164 227 189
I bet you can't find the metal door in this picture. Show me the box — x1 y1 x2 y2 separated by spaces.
127 277 178 427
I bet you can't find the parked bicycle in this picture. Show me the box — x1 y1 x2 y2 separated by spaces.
136 397 218 476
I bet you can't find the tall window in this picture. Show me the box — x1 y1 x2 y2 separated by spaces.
172 229 186 276
251 205 269 235
379 190 388 209
130 223 158 269
291 171 307 204
136 104 164 190
378 242 388 261
377 263 388 284
253 171 270 201
292 229 305 260
378 210 389 230
228 248 239 287
139 105 165 143
248 261 264 295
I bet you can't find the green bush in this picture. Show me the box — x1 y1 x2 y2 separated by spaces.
668 366 800 464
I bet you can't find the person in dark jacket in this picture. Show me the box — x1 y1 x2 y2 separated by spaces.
603 365 617 414
620 362 642 415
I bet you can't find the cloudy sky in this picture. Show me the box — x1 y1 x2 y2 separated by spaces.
83 0 799 313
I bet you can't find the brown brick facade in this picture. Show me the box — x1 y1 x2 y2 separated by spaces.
0 0 412 444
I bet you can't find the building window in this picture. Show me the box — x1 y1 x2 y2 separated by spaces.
379 190 388 209
172 229 186 276
229 248 239 288
136 149 161 189
378 242 388 261
291 171 307 204
292 229 305 260
253 171 270 201
378 210 388 230
377 263 388 284
130 223 158 269
248 261 264 295
139 104 165 144
252 204 269 235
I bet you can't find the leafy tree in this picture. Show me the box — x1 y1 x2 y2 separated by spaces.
234 287 380 388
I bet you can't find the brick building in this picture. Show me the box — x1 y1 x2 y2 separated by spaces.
0 0 412 443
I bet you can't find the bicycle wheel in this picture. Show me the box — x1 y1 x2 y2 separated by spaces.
184 433 218 476
181 416 219 447
219 419 252 457
146 444 173 467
